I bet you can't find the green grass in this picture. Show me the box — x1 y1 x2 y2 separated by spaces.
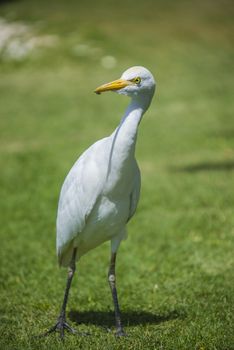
0 0 234 349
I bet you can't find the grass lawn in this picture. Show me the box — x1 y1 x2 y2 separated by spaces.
0 0 234 349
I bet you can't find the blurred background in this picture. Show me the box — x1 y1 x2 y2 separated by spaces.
0 0 233 349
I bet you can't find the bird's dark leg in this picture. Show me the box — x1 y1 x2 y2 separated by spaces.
108 252 126 336
43 248 77 340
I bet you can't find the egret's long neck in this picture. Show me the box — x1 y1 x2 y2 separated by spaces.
106 96 150 180
117 99 144 152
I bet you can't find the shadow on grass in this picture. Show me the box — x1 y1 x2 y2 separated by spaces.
0 0 16 5
69 309 185 327
170 160 234 173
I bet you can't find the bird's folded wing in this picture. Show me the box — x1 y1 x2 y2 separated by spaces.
56 138 109 260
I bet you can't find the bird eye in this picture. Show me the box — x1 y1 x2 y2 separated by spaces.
132 77 141 84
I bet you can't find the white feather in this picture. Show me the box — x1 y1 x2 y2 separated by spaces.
56 66 156 267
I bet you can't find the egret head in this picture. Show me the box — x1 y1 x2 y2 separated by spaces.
95 66 156 102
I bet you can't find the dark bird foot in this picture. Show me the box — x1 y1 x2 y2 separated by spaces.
43 315 77 340
41 315 91 340
115 328 127 337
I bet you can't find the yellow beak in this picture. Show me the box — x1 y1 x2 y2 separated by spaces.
94 78 132 94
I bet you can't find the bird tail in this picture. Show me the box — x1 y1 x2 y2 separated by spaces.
57 241 75 268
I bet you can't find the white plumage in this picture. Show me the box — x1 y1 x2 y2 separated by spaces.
57 66 155 266
45 66 156 338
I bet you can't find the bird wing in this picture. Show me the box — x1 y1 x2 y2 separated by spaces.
127 161 141 222
56 137 109 262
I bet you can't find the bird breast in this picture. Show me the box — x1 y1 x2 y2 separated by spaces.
74 193 130 256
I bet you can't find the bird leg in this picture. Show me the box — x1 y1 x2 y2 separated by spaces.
43 248 77 340
108 252 126 336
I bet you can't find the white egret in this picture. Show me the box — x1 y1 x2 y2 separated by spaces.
44 66 156 338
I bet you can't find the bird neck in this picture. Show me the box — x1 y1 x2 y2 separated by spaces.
116 95 151 151
106 97 149 181
117 99 145 149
